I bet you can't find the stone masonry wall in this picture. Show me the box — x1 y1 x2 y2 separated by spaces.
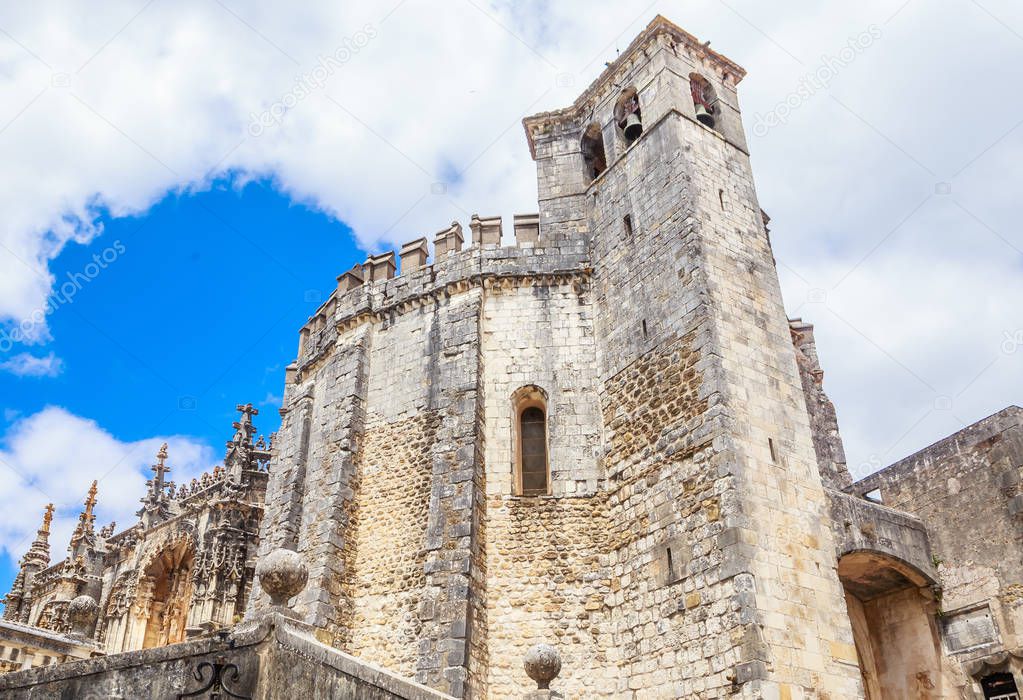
481 280 602 497
678 110 863 697
585 106 742 697
483 496 613 697
249 326 370 636
253 290 487 698
478 275 610 697
575 97 862 695
344 411 440 675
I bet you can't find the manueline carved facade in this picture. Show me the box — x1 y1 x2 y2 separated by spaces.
2 405 271 654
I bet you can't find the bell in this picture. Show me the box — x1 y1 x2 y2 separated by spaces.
695 104 715 128
623 112 643 141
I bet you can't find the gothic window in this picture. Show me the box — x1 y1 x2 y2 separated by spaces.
614 87 643 147
689 73 718 129
580 123 607 183
513 386 550 496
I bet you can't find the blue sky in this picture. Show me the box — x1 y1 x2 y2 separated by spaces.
0 180 363 597
0 180 356 439
1 1 1021 605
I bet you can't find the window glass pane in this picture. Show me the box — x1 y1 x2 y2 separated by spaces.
519 406 548 494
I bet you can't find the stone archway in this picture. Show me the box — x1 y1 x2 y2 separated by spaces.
839 550 943 699
138 539 195 648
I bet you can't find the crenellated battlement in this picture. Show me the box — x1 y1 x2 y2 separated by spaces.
293 212 588 369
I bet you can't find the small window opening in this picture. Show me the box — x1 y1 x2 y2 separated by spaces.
863 488 883 504
614 87 643 146
768 437 778 463
580 122 607 183
641 319 648 338
666 547 676 582
10 648 19 660
718 189 726 210
689 73 718 129
982 672 1020 700
519 407 548 495
623 214 633 237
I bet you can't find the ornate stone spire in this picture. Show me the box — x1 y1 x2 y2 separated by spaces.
138 443 173 527
69 482 98 550
153 442 170 488
2 503 55 620
27 503 54 563
225 403 271 478
84 481 97 518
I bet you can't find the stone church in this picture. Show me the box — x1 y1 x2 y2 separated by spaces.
1 14 1021 700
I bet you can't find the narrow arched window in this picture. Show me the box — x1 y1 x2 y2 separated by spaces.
614 87 643 146
580 123 607 183
513 385 550 496
519 406 549 495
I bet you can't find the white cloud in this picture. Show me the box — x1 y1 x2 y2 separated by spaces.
0 1 1019 476
0 352 64 377
0 407 214 563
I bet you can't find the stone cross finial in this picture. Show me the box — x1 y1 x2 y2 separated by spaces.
233 403 259 446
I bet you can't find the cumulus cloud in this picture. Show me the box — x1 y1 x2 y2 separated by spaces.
0 352 64 377
0 407 215 563
0 0 1019 475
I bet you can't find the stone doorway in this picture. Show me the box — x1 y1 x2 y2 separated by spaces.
838 550 943 699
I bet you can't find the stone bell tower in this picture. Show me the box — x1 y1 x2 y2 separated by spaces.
520 15 864 698
250 15 864 699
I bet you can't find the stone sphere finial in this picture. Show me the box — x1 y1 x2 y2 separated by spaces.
256 548 308 606
67 594 98 638
524 643 561 690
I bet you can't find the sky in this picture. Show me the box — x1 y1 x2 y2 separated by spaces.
0 1 1021 600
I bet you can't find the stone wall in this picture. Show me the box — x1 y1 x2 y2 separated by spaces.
344 411 439 674
481 280 603 497
483 496 613 696
0 614 456 700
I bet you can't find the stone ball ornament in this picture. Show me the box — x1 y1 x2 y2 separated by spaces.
523 643 561 690
256 547 309 606
67 594 99 636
